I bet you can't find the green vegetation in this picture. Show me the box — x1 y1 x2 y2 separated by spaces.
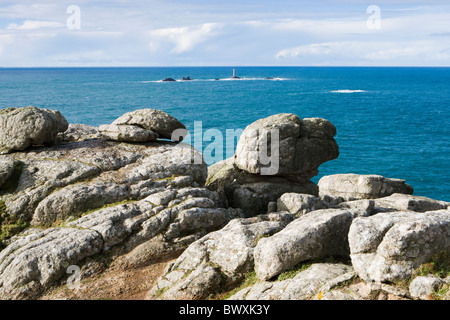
277 262 312 281
0 200 6 216
80 198 137 217
45 198 138 229
0 200 29 249
253 233 271 246
393 253 450 299
221 271 259 300
434 283 449 300
154 286 169 297
413 253 450 300
154 174 180 183
414 253 450 278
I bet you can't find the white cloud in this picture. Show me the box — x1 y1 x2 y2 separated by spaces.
148 23 223 54
49 50 111 66
276 42 336 58
275 41 372 65
364 42 450 63
275 40 450 66
0 1 450 66
0 34 14 55
365 47 423 61
7 20 65 30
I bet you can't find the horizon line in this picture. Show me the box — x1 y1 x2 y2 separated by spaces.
1 65 450 69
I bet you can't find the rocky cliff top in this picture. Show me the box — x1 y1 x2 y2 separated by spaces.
0 106 448 301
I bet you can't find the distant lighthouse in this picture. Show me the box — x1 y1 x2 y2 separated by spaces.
232 69 240 79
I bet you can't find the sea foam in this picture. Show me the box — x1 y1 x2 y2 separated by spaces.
331 89 367 93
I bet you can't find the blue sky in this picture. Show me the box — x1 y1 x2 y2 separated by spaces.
0 0 449 66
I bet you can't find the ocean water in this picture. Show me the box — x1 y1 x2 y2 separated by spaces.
0 67 449 201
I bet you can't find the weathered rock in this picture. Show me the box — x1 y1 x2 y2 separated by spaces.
205 159 239 202
99 124 158 142
277 193 328 217
267 202 277 213
0 228 103 299
20 139 147 171
206 159 318 216
32 182 130 226
319 173 414 202
254 207 371 280
156 261 222 300
149 216 287 300
317 289 360 300
374 193 450 213
349 209 450 283
409 276 444 300
0 140 149 223
317 281 410 300
225 180 318 217
68 201 153 248
336 199 376 215
0 106 68 154
234 114 339 176
1 169 240 299
66 185 240 251
145 189 177 206
111 109 186 140
164 206 241 241
229 263 354 300
207 113 338 215
0 156 20 188
300 117 337 139
3 107 448 301
1 158 101 221
19 141 207 227
0 121 216 298
57 123 101 142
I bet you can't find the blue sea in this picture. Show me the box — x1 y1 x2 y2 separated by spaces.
0 67 449 201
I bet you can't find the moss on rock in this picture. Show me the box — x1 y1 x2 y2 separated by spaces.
0 200 29 249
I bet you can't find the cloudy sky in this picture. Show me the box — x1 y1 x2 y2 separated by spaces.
1 0 449 67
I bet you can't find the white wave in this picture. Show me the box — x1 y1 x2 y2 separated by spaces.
331 89 367 93
203 77 289 81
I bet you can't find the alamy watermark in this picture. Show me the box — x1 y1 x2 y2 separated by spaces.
367 5 381 30
60 5 380 34
66 5 81 30
172 122 280 176
66 265 81 290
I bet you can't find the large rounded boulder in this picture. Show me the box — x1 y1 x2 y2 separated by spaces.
110 109 187 141
207 113 339 216
0 106 68 154
234 113 339 178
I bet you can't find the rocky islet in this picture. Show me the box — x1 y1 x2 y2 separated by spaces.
0 106 448 300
